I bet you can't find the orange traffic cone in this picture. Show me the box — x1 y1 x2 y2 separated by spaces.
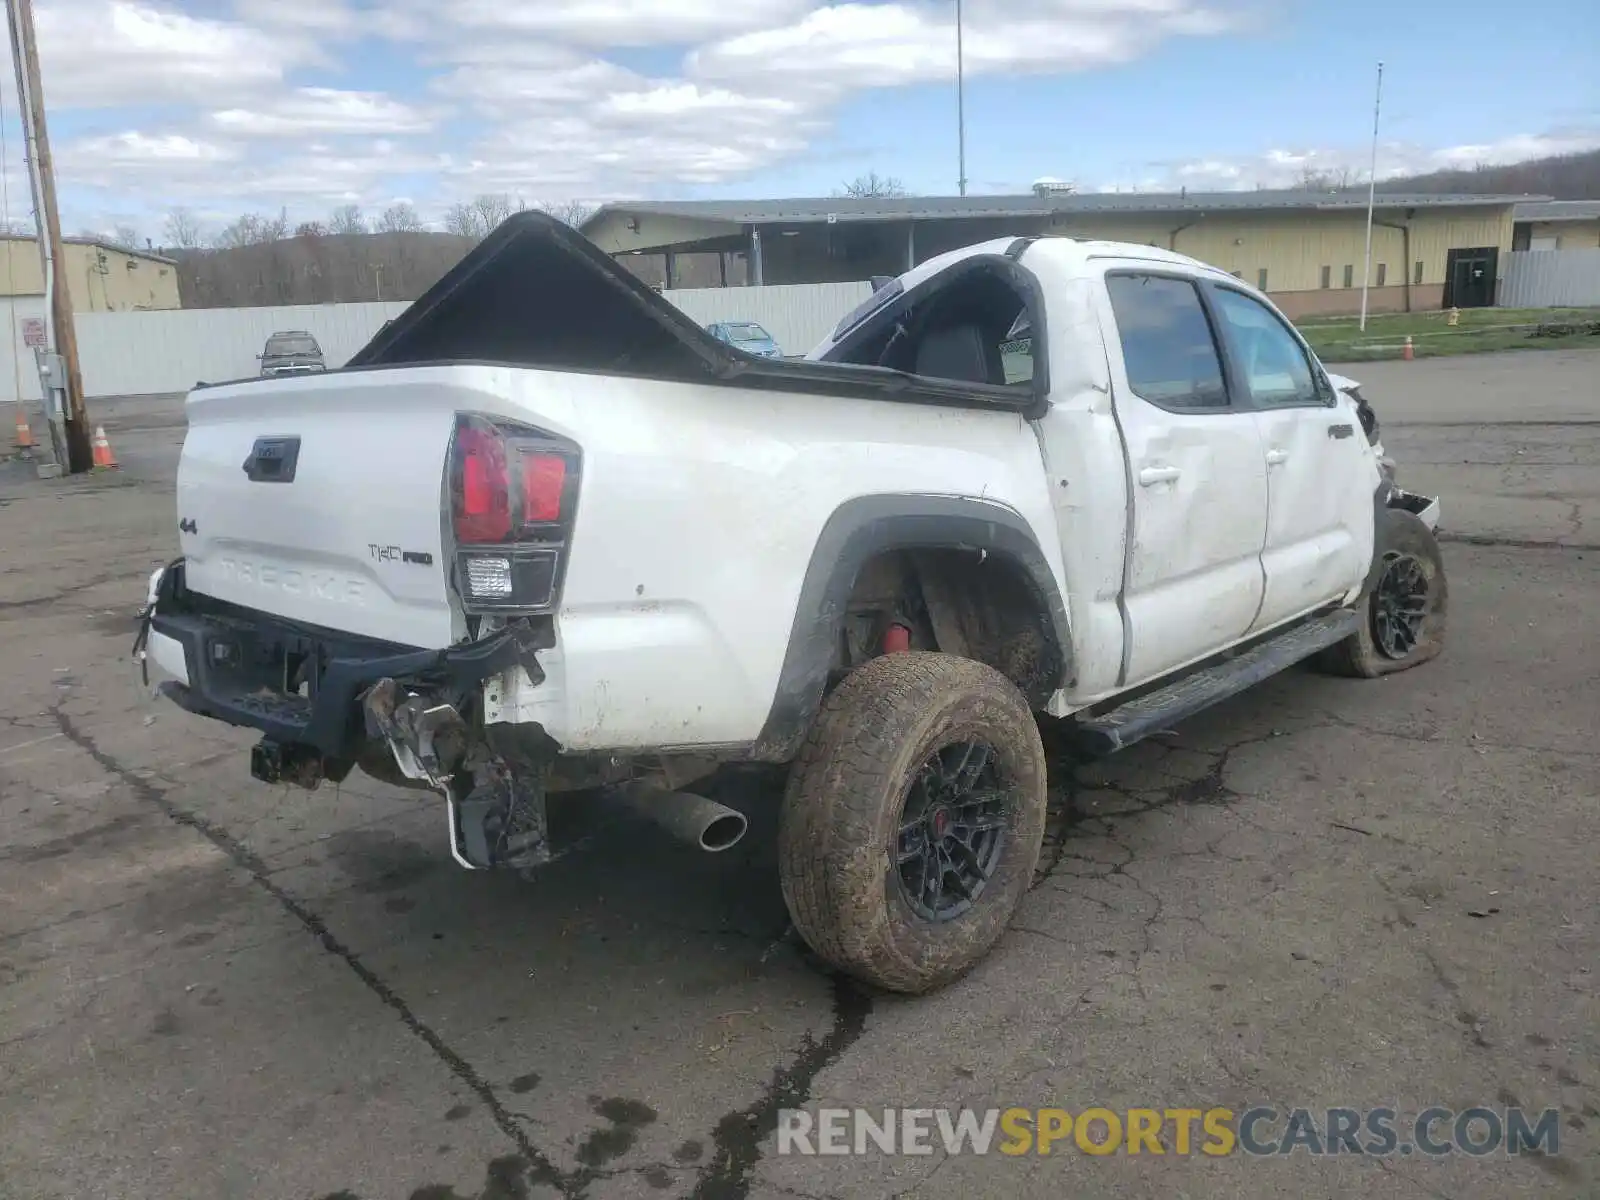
1402 335 1413 362
91 424 119 469
13 406 34 454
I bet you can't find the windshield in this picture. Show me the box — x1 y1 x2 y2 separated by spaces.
266 336 319 356
724 323 771 343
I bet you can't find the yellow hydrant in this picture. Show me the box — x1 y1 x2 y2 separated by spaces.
1447 307 1461 326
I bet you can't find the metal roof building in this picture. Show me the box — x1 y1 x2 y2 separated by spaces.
584 189 1547 317
1512 200 1600 251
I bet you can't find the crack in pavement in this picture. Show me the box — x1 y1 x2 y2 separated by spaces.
688 974 872 1200
45 703 609 1196
1437 532 1600 552
47 702 876 1200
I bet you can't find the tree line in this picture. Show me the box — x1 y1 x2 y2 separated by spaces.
111 196 599 309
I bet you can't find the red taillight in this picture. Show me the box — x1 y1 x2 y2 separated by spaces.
454 424 511 543
520 452 566 524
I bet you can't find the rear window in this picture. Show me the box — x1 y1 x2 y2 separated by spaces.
725 323 769 343
1105 274 1227 409
267 336 319 355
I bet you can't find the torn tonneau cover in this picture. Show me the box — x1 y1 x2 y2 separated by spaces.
338 210 1035 415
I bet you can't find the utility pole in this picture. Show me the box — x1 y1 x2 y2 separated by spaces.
955 0 968 197
7 0 91 472
1358 60 1384 333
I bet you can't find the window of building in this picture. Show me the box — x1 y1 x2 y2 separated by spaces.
1105 273 1229 410
1376 263 1387 287
1414 261 1424 285
1343 264 1354 288
1257 268 1269 290
1210 287 1322 408
1320 265 1331 289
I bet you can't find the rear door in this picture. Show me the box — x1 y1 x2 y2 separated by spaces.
1098 266 1270 686
1202 283 1378 633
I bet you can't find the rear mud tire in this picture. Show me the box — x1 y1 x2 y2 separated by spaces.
1319 507 1448 679
778 652 1047 995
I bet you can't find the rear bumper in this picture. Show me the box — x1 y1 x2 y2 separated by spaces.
143 561 549 758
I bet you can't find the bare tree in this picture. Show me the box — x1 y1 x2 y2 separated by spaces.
296 220 328 238
107 224 141 250
442 202 481 240
163 207 204 249
1294 165 1357 192
329 204 366 236
838 171 908 198
214 208 290 248
536 200 596 227
472 192 519 233
441 194 523 240
376 201 424 233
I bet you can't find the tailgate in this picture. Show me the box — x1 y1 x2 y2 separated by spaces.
176 372 460 649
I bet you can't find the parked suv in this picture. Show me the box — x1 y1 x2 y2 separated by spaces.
258 330 326 377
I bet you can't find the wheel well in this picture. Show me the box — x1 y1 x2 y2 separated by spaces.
834 546 1064 705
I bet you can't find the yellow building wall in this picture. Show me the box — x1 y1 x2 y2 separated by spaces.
1040 208 1509 291
0 239 181 311
1527 220 1600 249
1033 206 1513 314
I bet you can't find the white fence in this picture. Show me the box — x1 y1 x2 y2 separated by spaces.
663 281 872 355
1499 249 1600 308
1 279 876 401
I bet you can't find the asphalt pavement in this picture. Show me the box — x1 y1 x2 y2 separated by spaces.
1 349 1596 1200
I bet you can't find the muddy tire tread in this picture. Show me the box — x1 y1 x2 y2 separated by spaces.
778 652 1046 994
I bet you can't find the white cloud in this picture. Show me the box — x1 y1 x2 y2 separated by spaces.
34 0 321 107
1134 130 1600 192
418 0 811 47
690 0 1231 92
230 0 363 36
210 88 440 137
63 131 239 167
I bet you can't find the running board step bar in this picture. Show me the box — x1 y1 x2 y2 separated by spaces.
1075 609 1361 756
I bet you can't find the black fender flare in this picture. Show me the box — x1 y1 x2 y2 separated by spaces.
750 494 1074 761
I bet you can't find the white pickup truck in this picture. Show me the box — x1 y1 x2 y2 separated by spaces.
139 213 1445 994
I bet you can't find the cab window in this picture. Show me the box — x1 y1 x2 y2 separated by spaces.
1208 288 1322 407
1105 273 1229 410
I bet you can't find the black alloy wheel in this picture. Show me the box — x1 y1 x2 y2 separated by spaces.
894 741 1010 922
1372 552 1430 660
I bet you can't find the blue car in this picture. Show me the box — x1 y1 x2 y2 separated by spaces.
705 320 782 358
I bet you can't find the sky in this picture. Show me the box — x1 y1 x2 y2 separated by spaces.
0 0 1594 243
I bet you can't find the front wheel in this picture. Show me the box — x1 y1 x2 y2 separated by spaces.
1319 506 1448 678
778 652 1047 995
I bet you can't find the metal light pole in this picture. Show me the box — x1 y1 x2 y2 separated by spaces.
955 0 967 197
1359 60 1384 332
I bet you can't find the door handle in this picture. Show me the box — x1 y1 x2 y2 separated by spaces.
1264 448 1289 466
1328 423 1354 439
1138 465 1181 486
242 436 301 483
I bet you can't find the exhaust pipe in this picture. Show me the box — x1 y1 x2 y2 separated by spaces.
611 782 749 852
